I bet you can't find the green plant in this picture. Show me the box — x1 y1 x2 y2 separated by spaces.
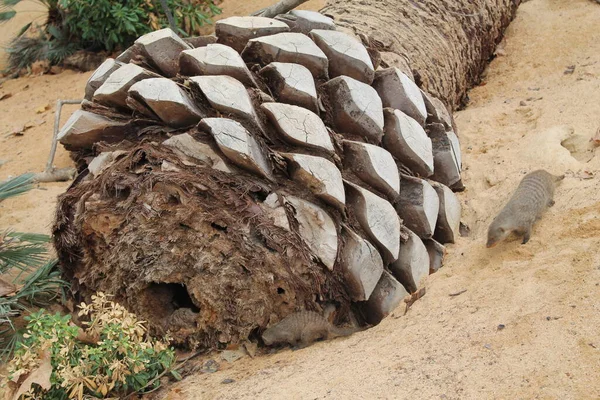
0 172 34 201
0 174 68 359
57 0 151 52
7 293 177 399
0 258 66 355
1 0 221 56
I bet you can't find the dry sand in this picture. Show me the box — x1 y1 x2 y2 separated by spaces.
1 0 599 398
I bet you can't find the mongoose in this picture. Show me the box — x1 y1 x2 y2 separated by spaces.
262 311 363 349
486 170 564 248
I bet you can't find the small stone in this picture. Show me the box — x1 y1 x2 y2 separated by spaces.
221 349 246 363
179 44 257 87
389 229 429 293
261 102 334 152
383 108 434 177
190 75 257 121
345 180 401 263
325 76 384 142
281 153 345 210
93 64 159 109
310 30 374 84
200 359 220 374
135 28 192 77
84 58 121 100
497 324 506 331
564 65 575 75
459 222 471 237
259 62 318 112
199 118 271 179
364 271 409 324
242 32 328 79
343 140 400 197
128 78 203 127
57 109 127 149
339 226 384 301
373 68 427 126
216 16 290 53
221 378 235 384
285 196 338 270
275 10 335 34
163 133 231 172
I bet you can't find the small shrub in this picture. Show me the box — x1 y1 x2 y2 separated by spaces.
0 174 68 359
7 292 177 399
2 0 221 57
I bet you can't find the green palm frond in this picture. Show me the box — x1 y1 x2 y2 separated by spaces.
0 0 22 23
0 173 35 201
0 259 66 358
0 230 50 274
7 232 51 243
0 242 49 273
16 259 66 306
5 32 48 71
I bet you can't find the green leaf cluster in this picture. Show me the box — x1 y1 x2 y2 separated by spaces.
1 0 221 71
8 294 177 399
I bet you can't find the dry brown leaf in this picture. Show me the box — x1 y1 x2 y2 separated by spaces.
0 277 17 297
6 126 24 137
243 341 257 358
35 104 50 114
149 13 160 30
0 93 12 101
11 350 53 400
75 328 100 345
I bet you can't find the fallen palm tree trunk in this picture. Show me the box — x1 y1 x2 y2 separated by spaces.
52 0 519 349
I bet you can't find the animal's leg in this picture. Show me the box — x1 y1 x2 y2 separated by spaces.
290 338 304 351
521 225 533 244
297 328 327 349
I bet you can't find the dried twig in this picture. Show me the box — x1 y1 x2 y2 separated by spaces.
158 0 177 31
251 0 309 18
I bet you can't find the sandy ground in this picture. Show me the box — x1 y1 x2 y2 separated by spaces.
1 0 599 399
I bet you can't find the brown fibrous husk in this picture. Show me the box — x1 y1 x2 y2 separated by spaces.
53 141 350 349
